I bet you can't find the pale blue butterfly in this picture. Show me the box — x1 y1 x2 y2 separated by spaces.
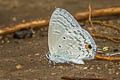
46 8 96 64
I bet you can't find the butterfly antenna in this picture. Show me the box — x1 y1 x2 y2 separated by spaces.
96 48 103 53
95 53 120 60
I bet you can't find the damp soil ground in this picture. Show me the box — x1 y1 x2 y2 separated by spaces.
0 0 120 80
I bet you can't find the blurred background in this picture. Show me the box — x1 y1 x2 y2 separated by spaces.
0 0 120 27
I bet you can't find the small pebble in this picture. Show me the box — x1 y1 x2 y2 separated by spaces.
51 73 56 76
6 40 10 43
1 40 5 43
12 17 17 21
22 19 26 23
16 64 23 69
116 72 119 75
97 67 101 70
83 67 88 70
90 67 93 70
35 53 40 56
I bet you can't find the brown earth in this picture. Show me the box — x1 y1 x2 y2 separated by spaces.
0 0 120 80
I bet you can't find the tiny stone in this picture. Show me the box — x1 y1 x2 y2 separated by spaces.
22 19 26 23
51 73 56 76
28 54 32 57
1 40 5 43
88 27 94 31
35 53 40 56
12 17 17 21
105 64 108 67
90 67 93 70
6 40 10 43
97 67 101 70
83 67 88 70
58 66 64 69
116 72 119 75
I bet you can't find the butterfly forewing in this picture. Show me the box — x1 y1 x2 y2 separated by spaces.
48 8 82 54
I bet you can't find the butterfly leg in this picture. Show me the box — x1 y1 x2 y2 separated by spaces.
48 60 56 67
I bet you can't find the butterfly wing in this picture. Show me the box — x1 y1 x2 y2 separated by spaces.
47 8 96 64
48 8 82 54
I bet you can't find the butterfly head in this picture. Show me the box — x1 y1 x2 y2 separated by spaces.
83 43 96 59
85 44 92 50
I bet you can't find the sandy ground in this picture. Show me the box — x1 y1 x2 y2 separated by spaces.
0 0 120 80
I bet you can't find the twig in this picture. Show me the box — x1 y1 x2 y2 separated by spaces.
86 20 120 42
75 7 120 20
91 20 120 32
91 33 120 42
95 53 120 60
61 76 107 80
88 4 96 33
0 20 49 35
88 4 94 28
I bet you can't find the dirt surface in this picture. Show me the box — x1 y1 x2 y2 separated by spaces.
0 0 120 80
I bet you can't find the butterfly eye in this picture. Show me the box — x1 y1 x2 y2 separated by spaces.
86 44 92 50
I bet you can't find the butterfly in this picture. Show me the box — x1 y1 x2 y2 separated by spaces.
46 8 96 64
